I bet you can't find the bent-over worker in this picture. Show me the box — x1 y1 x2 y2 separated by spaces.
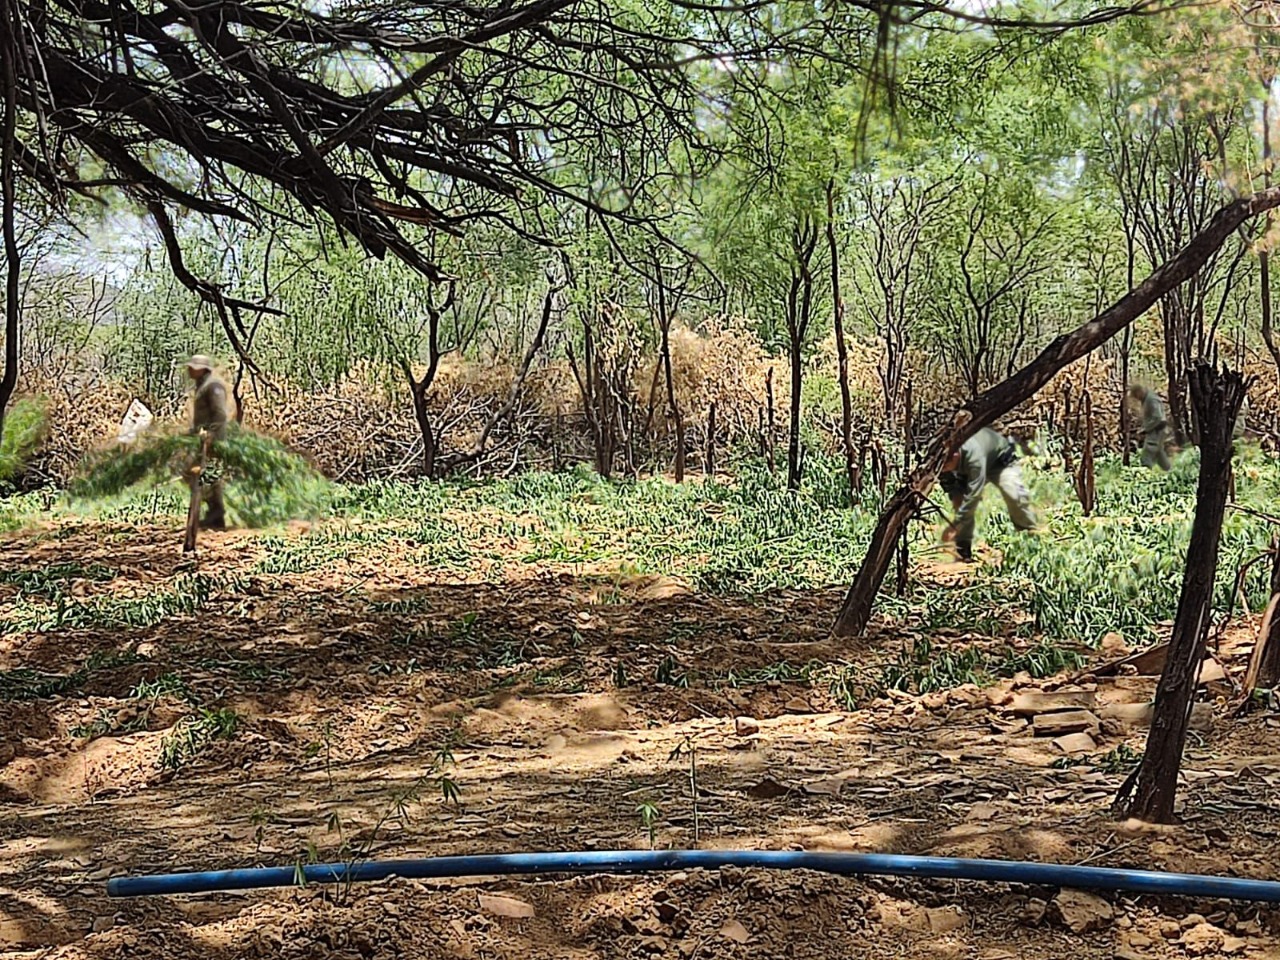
186 354 228 530
940 427 1037 562
1128 384 1171 471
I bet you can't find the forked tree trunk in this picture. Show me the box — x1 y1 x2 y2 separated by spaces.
1115 364 1247 822
833 186 1280 638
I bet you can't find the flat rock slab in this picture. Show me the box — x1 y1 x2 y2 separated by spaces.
1031 709 1101 738
1011 690 1097 717
1102 702 1213 732
1053 732 1097 755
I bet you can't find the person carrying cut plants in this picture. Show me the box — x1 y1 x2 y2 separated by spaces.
1128 383 1172 471
186 354 229 529
939 427 1038 562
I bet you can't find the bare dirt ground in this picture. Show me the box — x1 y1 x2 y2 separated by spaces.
2 518 1280 960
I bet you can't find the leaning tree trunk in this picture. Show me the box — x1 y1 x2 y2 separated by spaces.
1115 364 1247 823
832 186 1280 638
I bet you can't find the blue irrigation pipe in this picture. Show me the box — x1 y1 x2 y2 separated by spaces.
106 850 1280 901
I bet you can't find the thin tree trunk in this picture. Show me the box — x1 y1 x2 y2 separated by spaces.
456 280 557 467
661 320 684 482
787 337 803 491
833 186 1280 638
1115 364 1246 822
1163 310 1191 446
0 0 21 443
785 217 817 493
706 402 717 477
1120 327 1133 464
410 380 437 477
1262 94 1280 379
896 380 913 596
1078 389 1096 516
827 180 857 502
765 366 776 473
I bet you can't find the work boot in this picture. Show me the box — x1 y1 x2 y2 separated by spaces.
200 512 226 531
955 542 974 563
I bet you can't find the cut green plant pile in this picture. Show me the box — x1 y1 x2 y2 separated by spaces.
9 445 1280 649
69 426 331 527
0 397 49 488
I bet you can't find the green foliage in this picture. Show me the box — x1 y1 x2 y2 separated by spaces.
0 491 43 533
0 397 49 487
0 649 141 702
1052 742 1142 773
880 637 988 694
1 562 116 598
878 636 1085 695
69 426 331 527
4 573 234 633
985 448 1278 642
132 673 195 704
637 801 662 849
158 707 241 770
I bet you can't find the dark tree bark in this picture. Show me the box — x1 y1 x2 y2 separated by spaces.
785 216 818 492
657 270 685 482
827 181 858 502
833 185 1280 638
0 0 20 445
895 379 913 596
1119 213 1138 465
1261 91 1280 382
1115 364 1247 822
1075 389 1096 516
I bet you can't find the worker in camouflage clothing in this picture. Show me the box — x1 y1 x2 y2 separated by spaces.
186 355 229 529
1128 384 1171 471
939 427 1037 562
1235 394 1249 445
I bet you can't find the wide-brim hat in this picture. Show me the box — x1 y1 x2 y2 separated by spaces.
186 355 213 373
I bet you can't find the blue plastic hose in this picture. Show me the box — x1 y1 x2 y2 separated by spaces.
106 849 1280 901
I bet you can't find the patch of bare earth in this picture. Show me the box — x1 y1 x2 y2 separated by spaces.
1 520 1279 959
